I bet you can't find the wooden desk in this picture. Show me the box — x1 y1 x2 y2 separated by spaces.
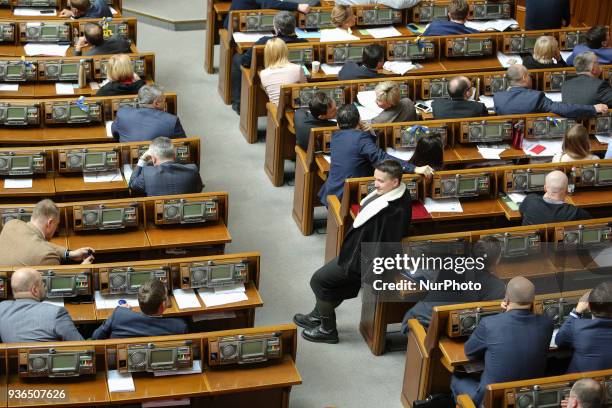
109 371 209 404
7 371 110 407
145 221 232 250
441 57 502 72
50 233 68 250
54 176 127 196
0 84 36 98
0 44 18 57
0 178 55 198
494 257 558 280
66 227 149 253
453 145 525 162
34 83 95 98
64 302 97 324
438 337 469 370
428 199 504 221
567 190 612 208
0 127 111 146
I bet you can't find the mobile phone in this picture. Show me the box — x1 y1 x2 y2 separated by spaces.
39 9 55 14
406 23 420 33
415 102 431 112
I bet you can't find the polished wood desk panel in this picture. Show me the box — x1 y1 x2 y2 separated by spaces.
0 127 111 146
54 176 127 196
7 371 110 407
109 371 209 403
64 302 97 324
0 178 55 198
49 233 68 250
145 221 232 250
567 190 612 208
0 44 18 56
0 84 35 98
453 145 526 162
441 57 502 72
66 227 149 253
438 337 469 369
427 199 504 221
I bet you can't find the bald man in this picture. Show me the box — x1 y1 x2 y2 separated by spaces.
0 268 83 342
519 170 591 225
450 276 554 405
564 378 603 408
493 64 608 118
431 76 488 119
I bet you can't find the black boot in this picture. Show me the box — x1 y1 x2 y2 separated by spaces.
293 312 321 330
302 326 339 344
301 299 340 344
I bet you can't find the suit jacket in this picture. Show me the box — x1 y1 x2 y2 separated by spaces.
0 298 83 342
493 86 596 118
432 98 488 119
555 315 612 373
562 74 612 107
318 129 414 207
522 54 568 70
79 0 113 18
0 220 66 266
112 107 187 143
224 0 299 27
96 79 145 97
74 35 131 56
91 306 188 339
241 34 308 68
422 20 479 36
338 61 381 81
525 0 569 30
371 98 417 124
465 309 554 404
567 44 612 66
294 108 336 151
129 162 203 197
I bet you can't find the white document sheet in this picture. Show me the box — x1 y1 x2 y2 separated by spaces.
0 84 19 91
214 283 246 294
550 328 559 348
366 26 402 39
477 95 496 110
544 92 562 102
595 135 612 144
94 291 139 309
172 289 201 309
14 8 57 16
110 6 118 14
55 83 75 95
105 120 114 137
232 32 268 43
320 27 359 42
89 82 100 90
122 164 133 182
24 43 69 57
496 51 523 67
508 192 527 204
560 51 572 62
477 146 507 160
107 370 135 393
83 169 123 183
321 63 342 75
424 198 464 213
4 178 33 189
386 147 415 161
323 154 331 163
465 19 517 32
522 139 563 157
42 299 65 307
382 60 418 75
198 289 248 307
356 105 381 122
154 360 202 377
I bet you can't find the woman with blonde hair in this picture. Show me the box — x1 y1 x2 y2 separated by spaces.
320 5 358 42
97 54 145 96
260 38 306 105
371 81 417 124
552 124 599 162
522 35 568 69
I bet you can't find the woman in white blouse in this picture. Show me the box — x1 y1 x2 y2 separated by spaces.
552 124 599 162
260 38 306 105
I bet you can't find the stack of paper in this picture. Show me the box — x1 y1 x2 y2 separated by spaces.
122 164 134 182
478 95 496 110
507 193 526 204
0 84 19 92
24 43 69 57
83 169 123 183
496 51 522 68
232 32 268 43
14 8 57 16
383 60 418 75
321 63 342 75
320 28 359 42
105 120 114 138
356 90 384 120
172 289 201 310
522 139 563 157
295 28 321 39
477 145 507 160
544 92 562 102
465 19 518 32
386 147 415 161
198 284 248 307
595 135 612 144
365 26 402 39
154 360 202 377
4 179 32 189
424 198 463 213
107 370 135 393
94 291 139 309
55 83 75 95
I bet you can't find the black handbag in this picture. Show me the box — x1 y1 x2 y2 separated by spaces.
413 394 454 408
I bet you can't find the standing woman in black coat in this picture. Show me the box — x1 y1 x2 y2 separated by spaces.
294 160 413 343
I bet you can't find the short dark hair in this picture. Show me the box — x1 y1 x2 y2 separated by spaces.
449 0 469 20
273 11 296 36
589 281 612 318
586 26 608 49
336 103 360 129
374 160 403 182
408 133 444 170
138 279 167 315
362 44 384 69
84 23 104 46
69 0 91 12
309 92 332 118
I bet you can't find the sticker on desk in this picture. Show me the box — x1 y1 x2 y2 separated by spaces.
153 360 202 377
107 370 135 393
142 398 191 407
4 178 32 189
83 169 123 183
0 83 19 91
172 288 201 310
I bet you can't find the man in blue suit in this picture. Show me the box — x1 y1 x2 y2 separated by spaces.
493 64 608 118
422 0 479 36
223 0 311 28
555 281 612 373
60 0 112 19
567 26 612 66
450 276 554 406
112 85 187 142
91 279 188 339
317 104 433 207
129 136 203 197
337 44 385 81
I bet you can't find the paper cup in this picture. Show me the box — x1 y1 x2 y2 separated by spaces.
312 61 321 73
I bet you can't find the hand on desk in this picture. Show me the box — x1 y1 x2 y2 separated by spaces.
59 8 75 18
414 165 434 179
69 247 95 263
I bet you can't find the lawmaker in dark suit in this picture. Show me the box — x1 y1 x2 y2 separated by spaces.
294 92 337 151
112 85 186 143
294 160 412 344
0 268 83 342
422 0 479 36
129 136 203 197
230 12 308 113
74 23 131 57
451 276 554 406
567 26 612 66
317 104 433 208
519 171 591 226
524 0 569 30
338 44 384 81
432 76 488 119
92 279 188 339
555 282 612 373
60 0 112 19
493 64 608 118
562 51 612 107
223 0 311 28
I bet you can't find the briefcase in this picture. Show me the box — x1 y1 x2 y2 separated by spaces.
413 394 453 408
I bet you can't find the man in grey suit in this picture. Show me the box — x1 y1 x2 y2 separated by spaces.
562 51 612 107
112 85 187 143
0 268 83 342
73 23 131 57
129 136 203 196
